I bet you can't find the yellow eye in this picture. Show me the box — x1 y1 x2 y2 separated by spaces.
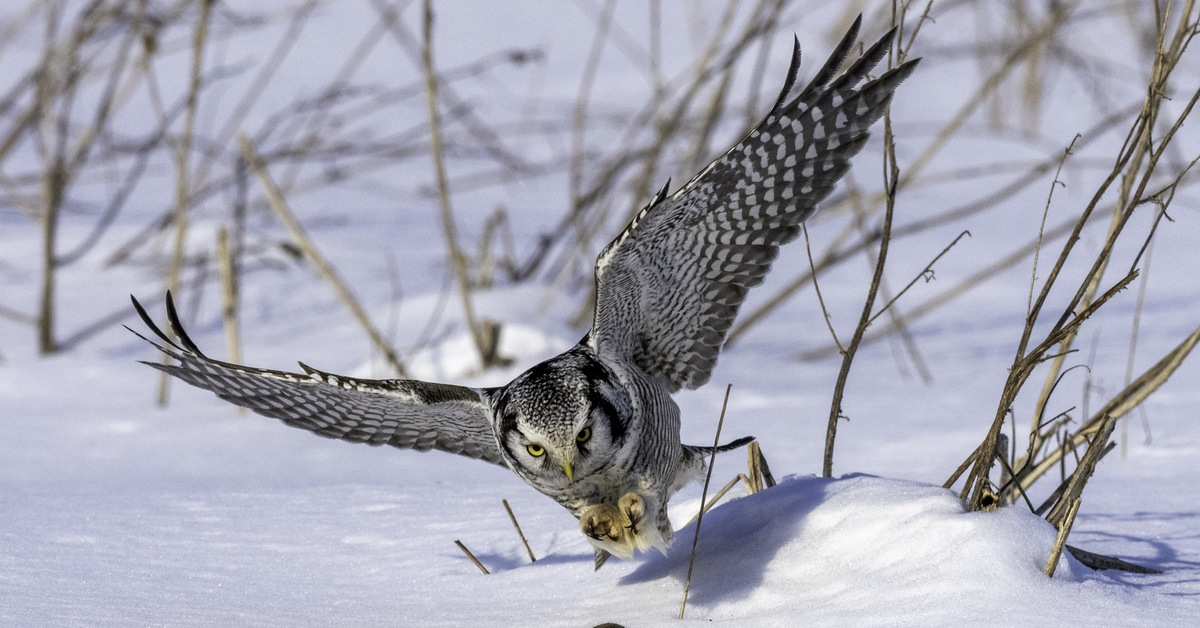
526 443 545 457
576 427 592 444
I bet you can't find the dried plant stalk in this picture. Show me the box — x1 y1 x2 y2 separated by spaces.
681 474 746 529
215 227 243 414
822 114 899 478
239 134 410 377
502 499 536 563
680 383 732 620
34 2 64 355
453 540 490 575
420 0 509 370
959 1 1200 509
1043 497 1080 577
1011 323 1200 497
157 0 213 405
747 441 764 494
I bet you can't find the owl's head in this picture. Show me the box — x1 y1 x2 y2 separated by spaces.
488 348 630 491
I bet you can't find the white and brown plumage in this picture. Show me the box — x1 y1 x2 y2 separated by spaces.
133 17 917 568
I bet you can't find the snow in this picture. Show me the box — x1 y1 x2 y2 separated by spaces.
3 1 1200 626
5 472 1198 625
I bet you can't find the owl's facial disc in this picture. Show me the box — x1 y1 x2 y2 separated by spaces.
490 346 630 487
503 416 603 487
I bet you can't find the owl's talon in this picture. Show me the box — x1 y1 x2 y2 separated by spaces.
619 492 643 536
577 492 662 560
581 504 624 543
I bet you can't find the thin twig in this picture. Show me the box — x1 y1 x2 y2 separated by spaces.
844 178 933 383
1027 136 1079 322
420 0 494 369
804 225 843 353
823 110 900 478
867 230 971 327
158 0 213 404
682 474 746 529
454 540 490 575
680 383 732 620
239 134 410 377
730 102 1139 349
216 226 244 414
502 499 536 563
796 216 1082 362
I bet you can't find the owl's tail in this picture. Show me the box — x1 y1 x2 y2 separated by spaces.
683 435 755 456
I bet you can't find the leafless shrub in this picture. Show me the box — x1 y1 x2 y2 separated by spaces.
937 0 1200 574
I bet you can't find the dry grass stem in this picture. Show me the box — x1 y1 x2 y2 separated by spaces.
157 0 213 405
454 540 490 575
747 441 764 494
1043 497 1080 577
420 0 498 370
867 230 970 327
239 134 410 377
216 226 244 414
1013 322 1200 496
679 383 732 620
822 112 900 478
804 225 844 353
1121 235 1154 459
502 499 536 563
682 474 746 529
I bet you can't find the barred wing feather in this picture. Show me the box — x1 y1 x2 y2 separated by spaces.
131 295 504 465
590 17 918 392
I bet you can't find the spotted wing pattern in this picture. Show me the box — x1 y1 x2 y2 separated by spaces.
590 17 918 392
132 295 503 465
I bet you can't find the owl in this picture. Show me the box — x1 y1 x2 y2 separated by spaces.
133 17 916 568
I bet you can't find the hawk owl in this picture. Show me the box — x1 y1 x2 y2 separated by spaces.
133 16 917 568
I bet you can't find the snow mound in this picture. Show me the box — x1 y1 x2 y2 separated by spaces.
604 474 1192 626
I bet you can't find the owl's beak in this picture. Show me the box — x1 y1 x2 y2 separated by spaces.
561 459 574 483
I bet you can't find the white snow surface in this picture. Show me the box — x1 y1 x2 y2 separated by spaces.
3 2 1200 626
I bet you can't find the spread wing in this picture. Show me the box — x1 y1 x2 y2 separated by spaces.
131 294 504 465
589 17 919 392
